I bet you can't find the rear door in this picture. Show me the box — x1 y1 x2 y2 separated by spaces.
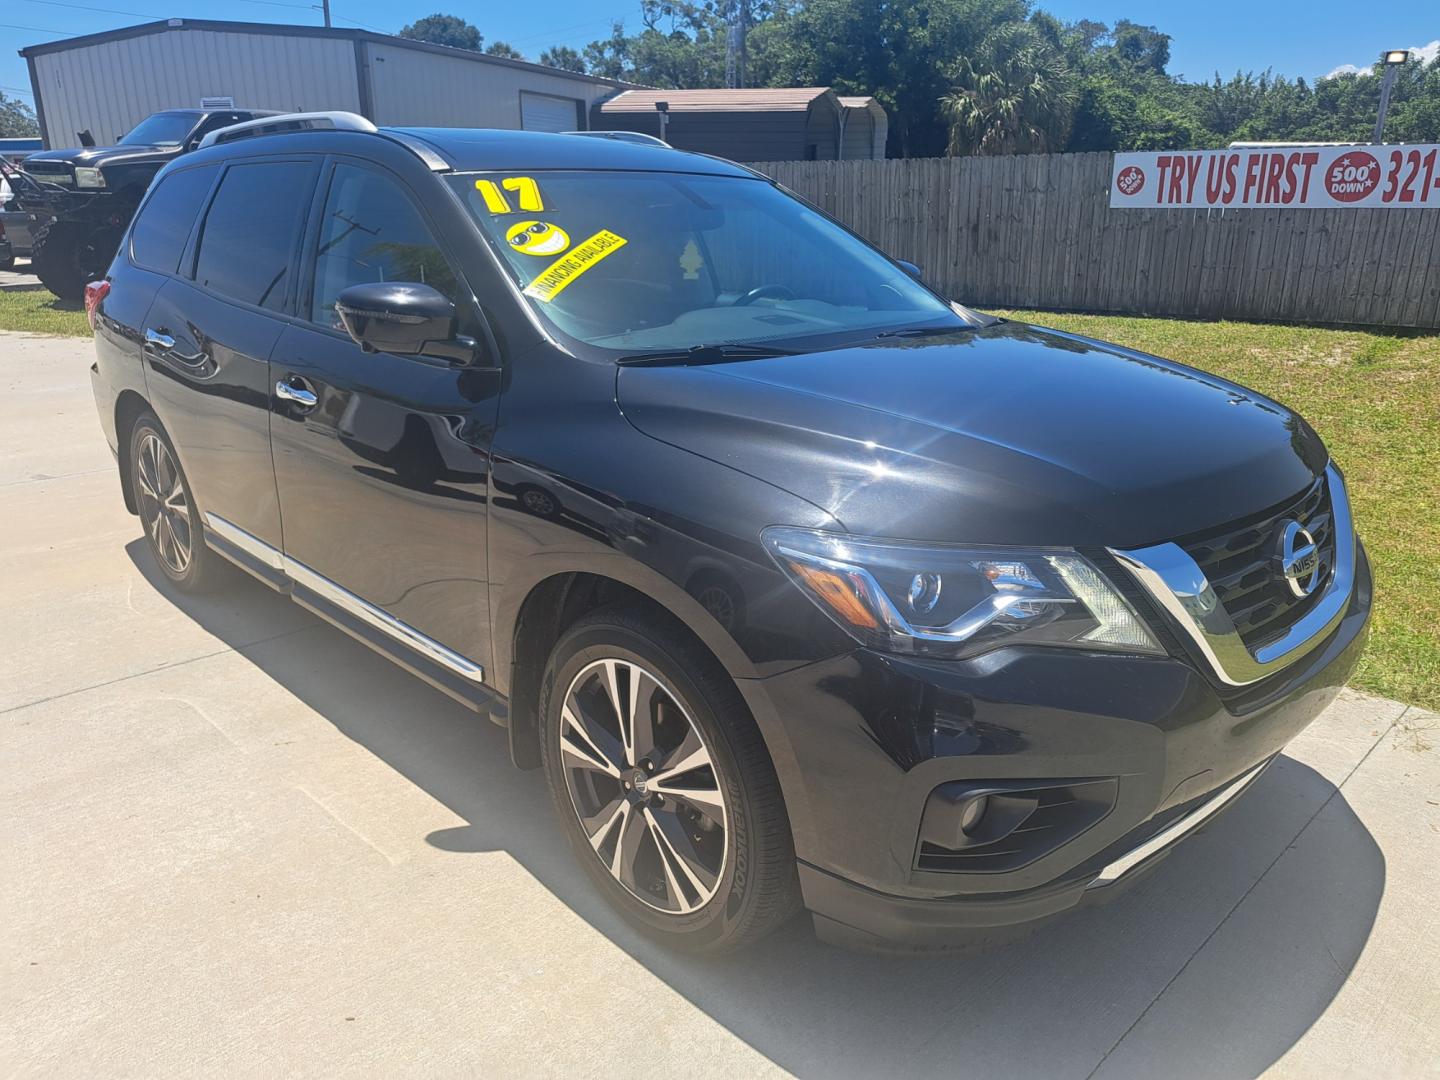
267 158 501 679
142 156 318 555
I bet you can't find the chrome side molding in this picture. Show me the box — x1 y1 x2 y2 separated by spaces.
1087 759 1270 888
202 512 484 684
1109 464 1355 686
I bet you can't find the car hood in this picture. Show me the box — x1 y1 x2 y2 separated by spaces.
616 321 1329 548
23 145 178 168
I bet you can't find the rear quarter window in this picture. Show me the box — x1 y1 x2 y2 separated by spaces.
129 165 219 275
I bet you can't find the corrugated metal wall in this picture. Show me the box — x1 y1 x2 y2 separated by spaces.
32 29 361 147
362 42 609 129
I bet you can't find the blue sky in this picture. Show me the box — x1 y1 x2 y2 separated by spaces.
3 0 1437 125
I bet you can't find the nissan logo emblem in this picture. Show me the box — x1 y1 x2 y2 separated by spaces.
1276 520 1321 598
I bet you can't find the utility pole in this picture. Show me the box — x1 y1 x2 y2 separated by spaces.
724 0 749 89
321 0 332 28
1373 49 1409 143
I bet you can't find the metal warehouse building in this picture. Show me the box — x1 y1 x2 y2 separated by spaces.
19 19 626 149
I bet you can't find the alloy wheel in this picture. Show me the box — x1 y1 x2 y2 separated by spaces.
135 432 193 576
559 658 728 915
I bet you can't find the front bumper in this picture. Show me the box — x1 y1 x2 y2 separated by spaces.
738 541 1372 948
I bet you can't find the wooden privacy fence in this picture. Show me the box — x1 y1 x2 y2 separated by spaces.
747 153 1440 329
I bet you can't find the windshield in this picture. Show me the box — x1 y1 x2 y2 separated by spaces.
448 170 963 353
119 113 198 147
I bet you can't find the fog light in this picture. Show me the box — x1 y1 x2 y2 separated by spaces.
960 795 988 834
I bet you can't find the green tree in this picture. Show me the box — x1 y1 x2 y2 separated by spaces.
760 0 1028 157
485 41 524 59
539 45 587 73
399 13 482 51
941 21 1077 155
0 92 40 138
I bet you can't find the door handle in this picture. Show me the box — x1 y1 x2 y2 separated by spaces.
144 328 175 350
275 377 318 408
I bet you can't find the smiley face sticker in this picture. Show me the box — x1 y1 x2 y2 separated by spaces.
506 220 571 257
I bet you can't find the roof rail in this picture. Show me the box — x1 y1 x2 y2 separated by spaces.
562 130 670 148
199 111 378 148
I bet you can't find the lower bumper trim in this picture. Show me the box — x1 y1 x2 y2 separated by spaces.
1086 758 1271 889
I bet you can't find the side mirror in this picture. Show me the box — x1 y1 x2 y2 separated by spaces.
335 282 475 363
895 259 924 281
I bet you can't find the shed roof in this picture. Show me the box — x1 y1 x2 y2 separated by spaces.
596 88 835 114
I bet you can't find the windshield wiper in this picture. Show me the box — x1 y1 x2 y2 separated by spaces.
870 324 977 341
616 343 797 367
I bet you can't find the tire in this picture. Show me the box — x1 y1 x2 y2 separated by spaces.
31 219 119 301
538 603 801 953
128 414 224 594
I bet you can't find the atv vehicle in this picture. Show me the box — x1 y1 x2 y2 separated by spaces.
15 108 273 298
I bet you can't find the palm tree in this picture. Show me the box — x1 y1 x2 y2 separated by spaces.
941 23 1078 156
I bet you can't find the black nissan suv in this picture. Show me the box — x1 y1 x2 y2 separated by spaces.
87 113 1371 953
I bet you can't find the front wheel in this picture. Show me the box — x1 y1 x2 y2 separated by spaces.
538 604 801 952
31 219 121 300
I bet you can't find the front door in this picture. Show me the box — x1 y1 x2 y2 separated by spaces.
268 160 502 681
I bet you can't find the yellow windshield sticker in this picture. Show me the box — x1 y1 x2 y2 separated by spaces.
475 176 546 214
502 176 545 211
475 179 511 214
524 230 628 303
507 220 570 256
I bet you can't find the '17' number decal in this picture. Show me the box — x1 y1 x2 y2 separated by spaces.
476 176 546 214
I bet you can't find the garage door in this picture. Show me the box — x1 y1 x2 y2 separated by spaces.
520 92 581 133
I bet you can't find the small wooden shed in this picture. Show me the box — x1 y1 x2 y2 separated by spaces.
590 88 887 161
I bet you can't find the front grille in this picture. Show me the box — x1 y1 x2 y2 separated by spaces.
21 163 73 185
1180 477 1335 650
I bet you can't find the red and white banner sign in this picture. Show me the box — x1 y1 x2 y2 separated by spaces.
1110 145 1440 209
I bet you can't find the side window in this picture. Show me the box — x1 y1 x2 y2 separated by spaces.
129 165 218 274
309 164 460 329
193 160 314 311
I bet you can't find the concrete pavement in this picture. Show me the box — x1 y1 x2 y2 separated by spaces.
2 331 1438 1078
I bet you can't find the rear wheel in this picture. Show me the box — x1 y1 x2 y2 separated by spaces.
538 604 801 953
129 415 223 593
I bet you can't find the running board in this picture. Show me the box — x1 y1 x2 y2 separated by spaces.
201 512 503 720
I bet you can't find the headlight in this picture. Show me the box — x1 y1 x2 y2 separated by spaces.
73 167 106 189
762 526 1162 660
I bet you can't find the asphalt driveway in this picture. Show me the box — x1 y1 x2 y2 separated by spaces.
2 331 1437 1078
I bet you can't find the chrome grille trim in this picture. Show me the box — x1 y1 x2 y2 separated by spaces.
1109 464 1355 686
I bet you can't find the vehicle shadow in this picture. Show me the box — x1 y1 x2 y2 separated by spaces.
129 541 1385 1079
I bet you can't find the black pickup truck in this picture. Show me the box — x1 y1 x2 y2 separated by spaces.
14 108 272 298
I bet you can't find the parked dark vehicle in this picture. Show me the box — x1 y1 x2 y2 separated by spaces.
88 113 1371 953
16 108 274 298
0 168 36 266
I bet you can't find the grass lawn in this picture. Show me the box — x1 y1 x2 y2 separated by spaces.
1 287 1434 707
0 287 90 337
998 310 1439 710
